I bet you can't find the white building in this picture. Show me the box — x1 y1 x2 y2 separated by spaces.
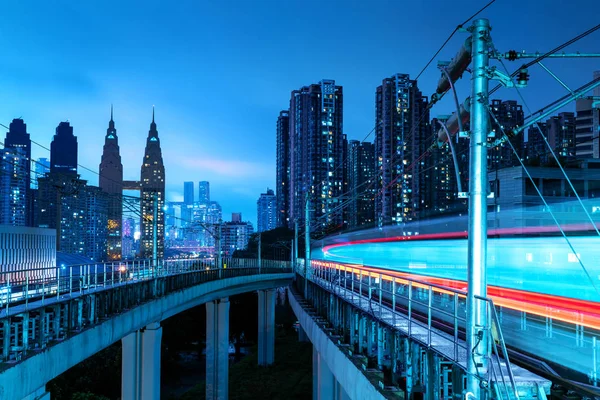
0 225 56 286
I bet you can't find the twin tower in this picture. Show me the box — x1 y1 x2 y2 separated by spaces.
99 107 165 260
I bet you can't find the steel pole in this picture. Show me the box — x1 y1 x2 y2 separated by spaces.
466 18 491 399
294 220 298 264
258 232 262 273
304 196 310 297
217 220 222 270
152 192 158 270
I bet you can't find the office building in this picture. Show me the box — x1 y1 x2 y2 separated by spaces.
140 108 166 259
50 122 78 176
184 181 194 205
257 188 277 232
275 110 290 227
347 140 376 228
0 225 56 285
99 106 123 260
289 79 344 230
375 73 429 225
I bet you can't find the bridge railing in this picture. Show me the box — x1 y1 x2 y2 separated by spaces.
0 258 292 315
305 259 520 400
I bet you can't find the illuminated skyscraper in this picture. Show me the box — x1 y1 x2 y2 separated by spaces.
375 73 429 225
0 119 32 226
99 106 123 260
289 80 344 231
488 99 525 169
140 108 165 259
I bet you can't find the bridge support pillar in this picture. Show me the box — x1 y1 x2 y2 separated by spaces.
206 298 230 400
452 365 465 399
313 345 336 400
21 386 50 400
258 289 276 366
425 350 440 400
121 322 162 400
367 320 375 357
358 314 365 355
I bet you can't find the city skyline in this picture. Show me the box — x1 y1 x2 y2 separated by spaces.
1 0 599 224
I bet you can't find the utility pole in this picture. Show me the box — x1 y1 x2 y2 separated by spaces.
258 232 262 273
294 220 298 267
466 18 491 399
304 195 310 297
153 192 158 270
217 219 222 270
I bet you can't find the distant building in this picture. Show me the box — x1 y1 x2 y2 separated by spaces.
184 181 194 205
275 110 290 227
257 188 277 232
99 106 123 260
140 108 165 259
375 73 429 225
0 119 32 226
425 116 468 218
220 214 253 256
289 80 344 231
50 122 78 176
489 100 525 170
347 140 375 228
0 225 56 285
198 181 210 204
122 217 136 259
527 112 576 164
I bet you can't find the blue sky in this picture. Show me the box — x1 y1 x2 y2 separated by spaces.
1 0 598 225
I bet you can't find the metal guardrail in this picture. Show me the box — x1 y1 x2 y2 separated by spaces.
305 259 521 400
0 257 290 315
0 258 292 364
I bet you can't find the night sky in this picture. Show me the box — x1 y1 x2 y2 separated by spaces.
1 0 598 225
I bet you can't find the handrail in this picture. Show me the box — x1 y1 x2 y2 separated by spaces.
307 258 523 399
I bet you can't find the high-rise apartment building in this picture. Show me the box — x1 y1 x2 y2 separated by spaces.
275 110 290 227
99 106 123 260
37 176 108 261
1 119 32 226
489 100 525 170
347 140 375 228
220 213 253 256
289 80 344 231
257 188 277 232
375 73 429 225
198 181 210 204
425 116 469 218
50 122 78 176
184 181 194 205
140 109 165 259
528 112 576 164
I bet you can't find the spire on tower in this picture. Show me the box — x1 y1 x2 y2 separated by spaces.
152 105 155 123
110 104 114 122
